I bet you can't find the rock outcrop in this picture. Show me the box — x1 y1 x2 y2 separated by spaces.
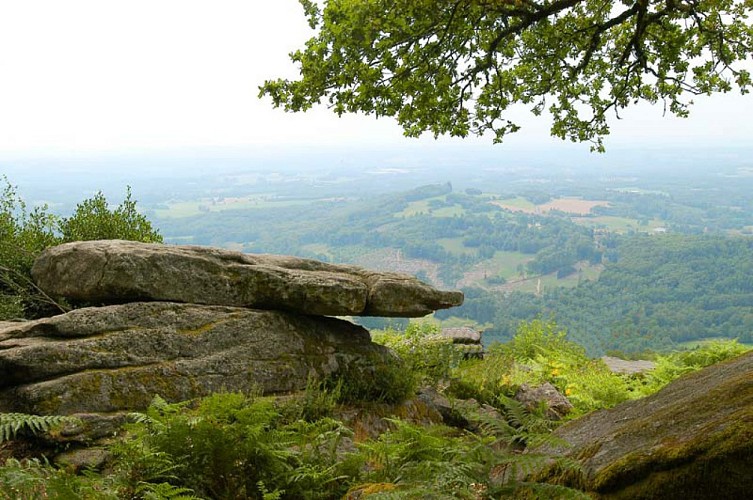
514 382 573 420
600 356 656 375
535 350 753 498
438 326 484 358
0 241 465 419
0 302 391 415
31 240 463 317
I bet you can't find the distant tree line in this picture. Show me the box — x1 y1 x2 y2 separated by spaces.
440 235 753 355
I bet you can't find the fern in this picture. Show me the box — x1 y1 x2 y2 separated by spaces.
136 482 202 500
0 413 76 443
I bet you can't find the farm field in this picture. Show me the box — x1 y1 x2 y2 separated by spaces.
155 195 313 218
489 197 538 213
515 274 572 293
438 237 477 257
540 198 611 215
491 196 610 215
396 196 466 218
573 215 666 233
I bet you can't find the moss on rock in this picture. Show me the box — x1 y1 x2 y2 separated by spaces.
535 351 753 498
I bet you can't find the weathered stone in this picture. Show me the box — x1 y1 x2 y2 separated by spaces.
535 351 753 498
514 382 574 420
439 327 482 344
54 448 111 472
31 240 463 317
600 356 656 375
0 302 391 415
57 413 129 442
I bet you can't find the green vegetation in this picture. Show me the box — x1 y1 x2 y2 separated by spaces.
572 215 666 234
155 195 313 219
1 321 747 498
447 234 753 354
261 1 752 150
0 414 77 444
0 178 161 320
154 174 753 358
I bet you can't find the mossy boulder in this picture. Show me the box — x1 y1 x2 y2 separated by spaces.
31 240 463 317
535 350 753 498
0 302 392 415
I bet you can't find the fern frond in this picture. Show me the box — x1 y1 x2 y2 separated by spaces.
0 413 77 443
136 481 202 500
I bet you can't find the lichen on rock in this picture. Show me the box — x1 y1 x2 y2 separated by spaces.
0 302 392 415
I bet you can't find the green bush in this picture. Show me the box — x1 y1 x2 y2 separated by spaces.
59 187 162 244
371 322 464 387
450 320 634 416
0 458 120 500
0 178 62 318
117 393 360 500
635 339 751 396
0 178 161 319
325 353 417 405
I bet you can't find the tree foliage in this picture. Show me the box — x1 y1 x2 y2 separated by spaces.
261 0 753 150
60 187 162 244
447 234 753 354
0 178 162 319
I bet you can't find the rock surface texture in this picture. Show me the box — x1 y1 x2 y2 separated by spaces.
31 240 463 317
0 241 465 418
536 350 753 498
0 302 390 415
514 382 573 420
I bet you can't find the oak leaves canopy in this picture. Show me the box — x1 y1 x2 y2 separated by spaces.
260 0 753 150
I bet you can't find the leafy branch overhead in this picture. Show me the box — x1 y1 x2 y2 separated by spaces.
260 0 753 150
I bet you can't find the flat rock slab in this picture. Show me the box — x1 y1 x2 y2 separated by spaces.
600 356 656 375
535 351 753 498
0 302 391 415
439 327 482 344
31 240 463 317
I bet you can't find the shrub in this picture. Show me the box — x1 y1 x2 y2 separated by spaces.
450 320 633 416
371 322 464 388
326 353 417 405
0 178 62 318
635 339 751 396
118 393 360 500
59 187 162 244
0 178 161 319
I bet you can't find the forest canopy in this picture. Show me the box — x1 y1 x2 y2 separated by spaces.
261 0 753 150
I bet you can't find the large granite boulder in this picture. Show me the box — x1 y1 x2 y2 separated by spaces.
0 302 392 415
535 351 753 498
31 240 463 317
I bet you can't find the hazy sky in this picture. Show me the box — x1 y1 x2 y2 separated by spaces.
1 0 752 157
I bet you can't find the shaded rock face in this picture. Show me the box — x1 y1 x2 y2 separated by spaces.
536 351 753 498
0 302 391 415
31 240 463 317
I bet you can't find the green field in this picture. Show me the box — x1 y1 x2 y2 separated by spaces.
156 195 313 218
573 215 666 233
491 197 537 211
507 263 602 294
438 237 477 256
396 196 465 218
488 251 532 279
432 204 466 217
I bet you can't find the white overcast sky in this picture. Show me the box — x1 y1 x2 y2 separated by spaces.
0 0 751 157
